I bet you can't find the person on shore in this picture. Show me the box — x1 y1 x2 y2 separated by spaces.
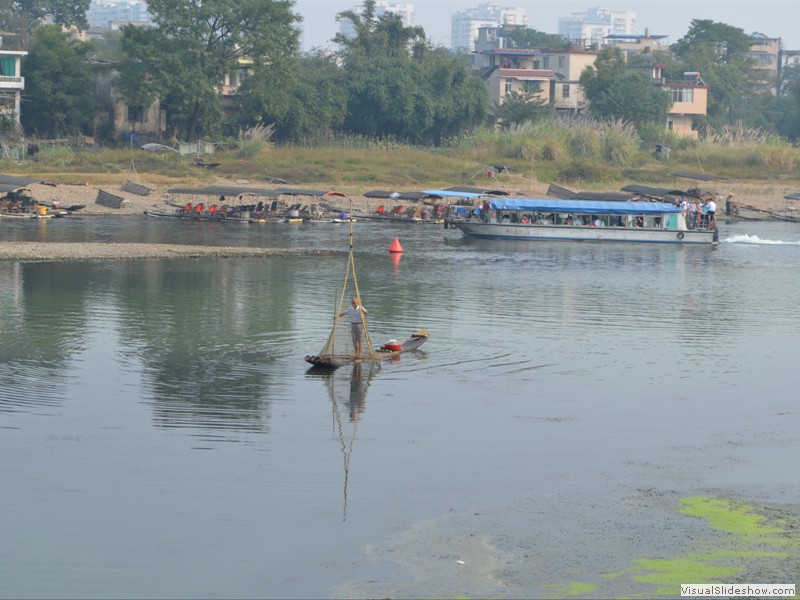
339 297 368 358
725 194 734 216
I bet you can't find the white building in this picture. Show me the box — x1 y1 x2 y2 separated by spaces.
451 3 528 51
87 0 151 28
338 1 415 40
0 47 26 126
558 7 636 49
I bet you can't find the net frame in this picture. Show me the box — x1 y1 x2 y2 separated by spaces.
317 208 377 361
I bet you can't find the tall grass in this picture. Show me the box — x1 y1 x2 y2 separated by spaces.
5 118 800 187
237 122 274 159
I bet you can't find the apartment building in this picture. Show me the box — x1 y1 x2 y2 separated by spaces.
475 45 599 113
475 26 708 137
87 0 151 28
558 7 636 49
451 3 528 51
338 1 415 40
603 30 669 58
747 32 781 95
779 49 800 95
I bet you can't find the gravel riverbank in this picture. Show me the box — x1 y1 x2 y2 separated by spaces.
0 242 334 261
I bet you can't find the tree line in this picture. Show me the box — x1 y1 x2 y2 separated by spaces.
7 0 800 144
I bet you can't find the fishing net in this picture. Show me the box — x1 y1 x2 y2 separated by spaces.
315 237 377 362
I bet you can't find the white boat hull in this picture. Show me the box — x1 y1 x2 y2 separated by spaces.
454 221 716 244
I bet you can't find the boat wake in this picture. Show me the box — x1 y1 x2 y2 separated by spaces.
723 234 800 245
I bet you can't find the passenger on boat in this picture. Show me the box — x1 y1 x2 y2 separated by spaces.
687 202 697 229
565 216 574 225
593 217 602 227
705 199 716 227
338 297 369 358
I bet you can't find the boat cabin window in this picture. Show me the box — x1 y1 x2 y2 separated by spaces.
486 209 673 229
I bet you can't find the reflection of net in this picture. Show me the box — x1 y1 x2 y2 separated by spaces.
323 362 379 521
318 251 376 359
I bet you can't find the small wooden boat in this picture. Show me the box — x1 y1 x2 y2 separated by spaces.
306 329 429 369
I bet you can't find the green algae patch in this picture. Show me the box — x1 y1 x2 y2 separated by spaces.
679 496 783 537
538 496 799 599
632 554 739 594
625 497 798 597
542 582 597 598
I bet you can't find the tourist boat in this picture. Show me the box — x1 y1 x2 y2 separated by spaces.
448 198 718 244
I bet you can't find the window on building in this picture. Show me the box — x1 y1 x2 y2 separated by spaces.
562 84 570 98
671 88 694 103
524 81 541 93
505 80 513 94
128 106 145 122
0 57 15 77
667 120 674 131
558 56 566 68
542 57 550 69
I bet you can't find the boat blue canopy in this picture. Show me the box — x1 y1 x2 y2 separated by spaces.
489 198 680 214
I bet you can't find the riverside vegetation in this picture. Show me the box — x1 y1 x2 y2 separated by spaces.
7 120 800 195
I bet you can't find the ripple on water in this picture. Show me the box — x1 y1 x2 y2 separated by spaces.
0 360 72 413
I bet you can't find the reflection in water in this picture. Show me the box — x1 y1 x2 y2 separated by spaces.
113 258 298 438
308 362 380 520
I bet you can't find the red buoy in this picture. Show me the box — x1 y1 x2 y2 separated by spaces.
388 238 403 253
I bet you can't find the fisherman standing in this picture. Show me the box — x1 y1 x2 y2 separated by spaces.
339 297 368 358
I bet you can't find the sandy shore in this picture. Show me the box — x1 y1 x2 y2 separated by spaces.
2 176 796 261
0 242 336 261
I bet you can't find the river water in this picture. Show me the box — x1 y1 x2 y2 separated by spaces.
1 217 799 598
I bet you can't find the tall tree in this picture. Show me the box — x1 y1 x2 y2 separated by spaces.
579 47 672 129
0 0 90 49
669 20 753 127
505 28 570 51
237 51 348 142
21 25 95 137
494 88 549 128
336 2 487 144
115 0 300 141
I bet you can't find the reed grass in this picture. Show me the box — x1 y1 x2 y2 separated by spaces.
3 119 799 188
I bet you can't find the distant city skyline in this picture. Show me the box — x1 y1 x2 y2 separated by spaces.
292 0 800 51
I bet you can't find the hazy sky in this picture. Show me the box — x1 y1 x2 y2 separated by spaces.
292 0 800 51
